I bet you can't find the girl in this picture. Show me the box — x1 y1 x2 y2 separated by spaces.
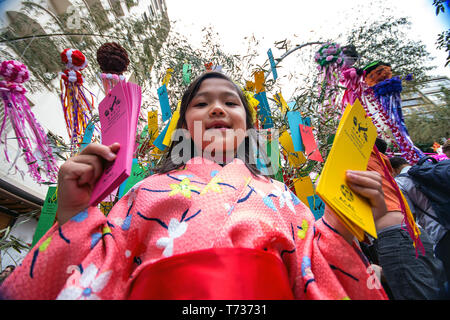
1 72 388 300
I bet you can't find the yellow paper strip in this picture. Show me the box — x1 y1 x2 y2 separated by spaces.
279 131 306 167
273 91 290 114
148 110 159 144
254 71 265 93
162 101 181 146
293 175 315 207
162 68 174 86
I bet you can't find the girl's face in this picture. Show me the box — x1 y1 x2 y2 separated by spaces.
184 78 247 157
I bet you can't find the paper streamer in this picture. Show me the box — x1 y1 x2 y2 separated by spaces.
31 186 57 247
254 91 273 129
299 124 323 162
267 48 278 81
157 84 172 122
80 121 95 151
279 130 306 167
293 175 315 206
162 101 181 146
153 121 170 151
254 71 265 93
286 111 305 152
182 64 191 85
307 195 325 220
162 68 174 86
273 92 289 114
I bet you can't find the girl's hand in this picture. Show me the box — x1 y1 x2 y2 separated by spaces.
56 143 120 226
345 170 387 223
323 170 388 244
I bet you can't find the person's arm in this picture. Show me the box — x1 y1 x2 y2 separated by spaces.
56 142 120 225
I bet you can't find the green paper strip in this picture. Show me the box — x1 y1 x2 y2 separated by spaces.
183 64 191 85
31 187 58 247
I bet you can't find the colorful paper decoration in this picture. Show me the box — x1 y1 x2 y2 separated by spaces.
31 186 57 247
286 111 305 152
267 48 278 81
363 62 423 163
254 71 265 93
162 68 174 86
153 121 170 151
307 195 325 220
299 124 323 162
279 130 306 167
162 101 181 147
293 175 315 206
254 92 273 129
80 120 95 151
157 84 172 122
147 110 159 145
0 60 59 183
273 91 289 114
59 49 94 154
182 64 191 85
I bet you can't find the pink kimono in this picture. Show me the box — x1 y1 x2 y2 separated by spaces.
1 157 387 300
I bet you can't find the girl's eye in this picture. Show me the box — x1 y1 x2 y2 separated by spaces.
225 102 238 106
194 102 207 107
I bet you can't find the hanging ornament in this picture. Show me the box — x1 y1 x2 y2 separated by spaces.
339 45 365 111
314 42 345 112
59 48 94 154
96 42 130 94
0 60 59 183
362 61 423 163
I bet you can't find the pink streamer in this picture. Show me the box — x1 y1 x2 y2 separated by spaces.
0 68 59 183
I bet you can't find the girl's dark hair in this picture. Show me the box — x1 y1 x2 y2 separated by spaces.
153 71 270 177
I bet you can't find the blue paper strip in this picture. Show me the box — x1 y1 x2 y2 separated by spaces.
254 91 273 129
157 84 172 122
286 111 304 152
153 121 170 151
267 48 278 81
307 195 325 220
80 122 95 151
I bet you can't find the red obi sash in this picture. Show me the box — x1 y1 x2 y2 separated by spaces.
128 248 294 300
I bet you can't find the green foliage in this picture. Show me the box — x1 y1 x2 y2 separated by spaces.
432 0 450 67
404 87 450 147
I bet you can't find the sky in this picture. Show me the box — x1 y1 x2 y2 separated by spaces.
164 0 450 79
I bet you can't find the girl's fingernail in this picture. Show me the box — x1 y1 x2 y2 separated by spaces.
107 152 116 160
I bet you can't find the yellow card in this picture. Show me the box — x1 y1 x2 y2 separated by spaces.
162 68 174 86
273 92 290 114
254 71 265 93
279 131 306 167
316 99 378 240
162 101 181 146
293 175 315 206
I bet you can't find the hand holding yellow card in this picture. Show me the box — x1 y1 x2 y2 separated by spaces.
316 99 378 240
